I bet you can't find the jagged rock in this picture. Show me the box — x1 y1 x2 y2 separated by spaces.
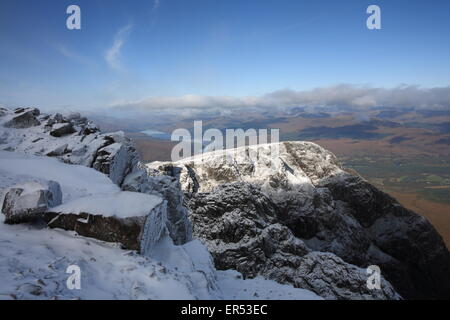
186 183 399 300
93 141 135 185
123 165 192 245
49 123 75 137
2 181 62 224
291 252 399 300
0 108 137 186
319 174 450 299
0 107 191 248
4 108 40 129
153 141 450 299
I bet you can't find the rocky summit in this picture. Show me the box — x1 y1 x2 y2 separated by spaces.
1 107 449 300
148 142 450 299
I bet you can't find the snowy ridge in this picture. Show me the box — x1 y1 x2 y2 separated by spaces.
0 107 322 300
147 141 344 195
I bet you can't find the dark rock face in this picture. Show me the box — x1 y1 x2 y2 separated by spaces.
319 174 450 299
2 181 62 224
4 108 41 128
162 141 450 300
45 212 146 250
187 183 399 300
49 123 76 137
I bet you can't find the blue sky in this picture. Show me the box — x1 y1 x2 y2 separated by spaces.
1 0 450 111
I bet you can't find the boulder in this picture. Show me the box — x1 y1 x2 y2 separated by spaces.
4 108 40 129
2 181 62 224
46 212 146 250
45 191 166 252
49 123 75 137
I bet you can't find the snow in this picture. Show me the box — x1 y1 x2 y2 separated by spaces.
0 149 322 300
216 270 322 300
0 150 119 203
0 214 322 300
52 192 162 218
147 141 343 194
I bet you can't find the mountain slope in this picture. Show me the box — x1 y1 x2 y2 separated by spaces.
148 141 450 299
0 107 322 300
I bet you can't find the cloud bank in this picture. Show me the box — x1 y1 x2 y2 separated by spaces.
110 84 450 116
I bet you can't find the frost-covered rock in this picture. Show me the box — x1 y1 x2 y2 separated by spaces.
150 141 450 300
49 122 75 137
147 141 342 194
2 180 62 224
123 165 192 246
0 108 136 188
46 192 165 251
3 108 40 129
186 182 399 300
0 150 321 300
0 106 191 247
292 252 399 300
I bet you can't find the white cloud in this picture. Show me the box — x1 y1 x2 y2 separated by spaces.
153 0 160 10
105 24 133 71
109 85 450 116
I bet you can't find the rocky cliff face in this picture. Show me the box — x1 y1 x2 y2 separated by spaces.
148 142 450 299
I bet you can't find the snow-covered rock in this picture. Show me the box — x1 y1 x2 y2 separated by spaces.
0 108 136 188
0 107 188 246
147 141 342 195
49 122 75 137
0 216 322 300
123 164 193 246
46 192 165 251
186 182 399 300
0 151 321 300
2 180 62 224
148 141 450 300
3 108 41 129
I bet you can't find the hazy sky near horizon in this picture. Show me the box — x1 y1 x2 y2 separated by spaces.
1 0 450 112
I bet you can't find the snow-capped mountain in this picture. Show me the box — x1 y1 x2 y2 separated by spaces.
0 106 448 300
147 141 450 299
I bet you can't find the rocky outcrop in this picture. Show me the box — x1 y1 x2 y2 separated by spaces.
122 164 192 246
0 107 192 250
318 174 450 299
49 123 75 137
0 108 136 188
150 142 450 300
2 181 62 224
3 108 41 129
187 182 399 300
